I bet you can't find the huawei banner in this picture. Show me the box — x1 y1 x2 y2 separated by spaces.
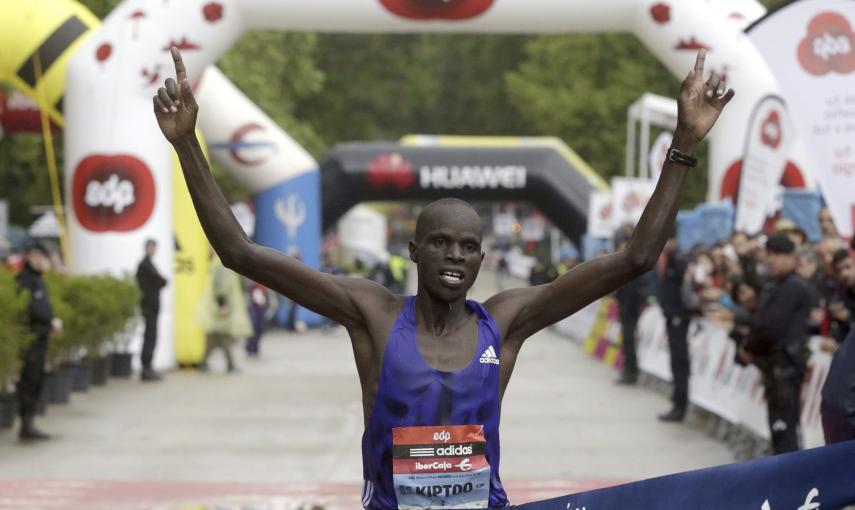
749 0 855 237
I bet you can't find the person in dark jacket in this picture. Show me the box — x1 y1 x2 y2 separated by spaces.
657 236 691 422
822 327 855 443
136 239 168 381
821 250 855 443
740 234 812 454
615 234 650 385
16 240 61 441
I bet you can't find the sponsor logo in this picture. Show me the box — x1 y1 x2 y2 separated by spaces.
435 444 473 456
621 191 643 212
378 0 494 20
414 460 453 471
761 487 820 510
367 153 415 190
479 345 500 365
210 123 278 166
413 482 474 498
798 12 855 76
274 194 307 239
409 447 435 458
420 165 526 189
760 110 782 149
433 430 451 443
456 458 472 472
72 155 155 233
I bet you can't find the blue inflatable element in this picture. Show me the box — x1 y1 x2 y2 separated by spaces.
698 200 734 246
252 171 323 327
676 209 704 253
781 190 823 242
676 201 734 253
581 235 613 261
514 440 855 510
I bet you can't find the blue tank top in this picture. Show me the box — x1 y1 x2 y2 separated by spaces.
361 297 509 510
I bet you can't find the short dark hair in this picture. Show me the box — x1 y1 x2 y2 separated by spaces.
766 234 795 255
832 248 850 267
23 238 49 255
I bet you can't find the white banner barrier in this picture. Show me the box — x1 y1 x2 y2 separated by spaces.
570 302 832 448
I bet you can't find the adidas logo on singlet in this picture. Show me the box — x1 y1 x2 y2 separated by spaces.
479 345 500 365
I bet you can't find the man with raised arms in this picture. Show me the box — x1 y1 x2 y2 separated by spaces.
153 47 733 510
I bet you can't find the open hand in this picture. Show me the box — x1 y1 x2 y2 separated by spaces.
153 47 198 143
676 50 735 147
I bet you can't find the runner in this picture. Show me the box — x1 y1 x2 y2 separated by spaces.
153 47 733 509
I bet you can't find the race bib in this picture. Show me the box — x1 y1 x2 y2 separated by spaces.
392 424 491 509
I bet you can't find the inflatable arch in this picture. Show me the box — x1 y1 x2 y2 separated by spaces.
0 0 319 366
320 136 608 241
65 0 816 356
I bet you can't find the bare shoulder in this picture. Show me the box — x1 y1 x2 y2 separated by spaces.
332 274 408 325
483 287 539 339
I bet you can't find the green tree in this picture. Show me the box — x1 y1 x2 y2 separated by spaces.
504 33 714 207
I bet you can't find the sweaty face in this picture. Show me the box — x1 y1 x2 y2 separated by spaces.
411 204 484 301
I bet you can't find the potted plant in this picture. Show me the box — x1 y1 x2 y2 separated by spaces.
43 272 79 403
108 275 140 377
0 270 32 429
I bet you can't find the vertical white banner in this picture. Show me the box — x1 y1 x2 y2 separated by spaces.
749 0 855 237
0 200 7 241
649 131 673 182
610 177 656 230
735 96 796 234
587 191 614 239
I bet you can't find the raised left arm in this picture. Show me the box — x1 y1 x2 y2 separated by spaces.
488 49 734 346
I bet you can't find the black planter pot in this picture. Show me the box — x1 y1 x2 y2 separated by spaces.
72 359 92 392
47 367 75 404
110 352 133 378
91 356 110 386
0 393 17 429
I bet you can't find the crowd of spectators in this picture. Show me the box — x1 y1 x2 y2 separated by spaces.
615 206 855 453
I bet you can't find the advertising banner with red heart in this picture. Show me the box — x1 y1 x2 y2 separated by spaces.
748 0 855 238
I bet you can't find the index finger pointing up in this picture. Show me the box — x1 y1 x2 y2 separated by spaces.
694 49 706 79
171 47 187 81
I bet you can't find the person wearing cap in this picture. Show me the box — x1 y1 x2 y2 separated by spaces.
15 240 61 441
739 234 812 454
774 218 808 248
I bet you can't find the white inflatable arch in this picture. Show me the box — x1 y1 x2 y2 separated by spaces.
65 0 810 359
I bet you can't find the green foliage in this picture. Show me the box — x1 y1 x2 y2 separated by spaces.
44 273 140 364
78 0 122 19
297 34 530 148
0 270 33 388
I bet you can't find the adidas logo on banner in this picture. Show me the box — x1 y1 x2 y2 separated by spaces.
479 345 500 365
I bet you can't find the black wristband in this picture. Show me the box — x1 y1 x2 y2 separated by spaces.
666 147 698 168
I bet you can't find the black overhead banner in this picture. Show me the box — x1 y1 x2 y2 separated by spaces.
320 141 602 242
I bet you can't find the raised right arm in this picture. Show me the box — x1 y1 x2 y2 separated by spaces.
154 48 392 329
